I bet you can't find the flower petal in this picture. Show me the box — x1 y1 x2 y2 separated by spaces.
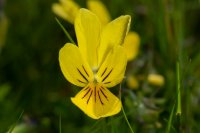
59 43 93 87
98 15 131 65
87 0 111 25
71 84 121 119
123 32 140 61
52 0 80 24
96 46 127 88
75 9 101 68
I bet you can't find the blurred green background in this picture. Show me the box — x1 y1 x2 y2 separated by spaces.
0 0 200 132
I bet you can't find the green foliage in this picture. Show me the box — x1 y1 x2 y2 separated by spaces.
0 0 200 132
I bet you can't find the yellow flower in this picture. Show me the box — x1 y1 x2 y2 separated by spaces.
147 74 165 87
122 32 140 61
52 0 80 24
52 0 140 61
86 0 111 26
59 9 131 119
127 75 139 89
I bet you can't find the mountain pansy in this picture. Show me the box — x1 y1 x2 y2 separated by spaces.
59 8 131 119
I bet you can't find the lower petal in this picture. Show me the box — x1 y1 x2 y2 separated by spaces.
71 84 121 119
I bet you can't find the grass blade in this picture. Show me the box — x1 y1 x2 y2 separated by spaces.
121 105 134 133
176 62 181 115
8 110 24 133
166 104 175 133
59 113 62 133
119 84 134 133
55 18 75 44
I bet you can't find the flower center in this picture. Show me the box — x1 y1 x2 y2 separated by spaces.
92 67 98 73
92 67 101 84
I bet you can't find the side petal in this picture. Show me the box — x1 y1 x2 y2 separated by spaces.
87 0 111 25
122 31 140 61
96 46 127 88
98 15 131 65
75 8 101 68
71 84 121 119
52 0 80 24
59 43 93 87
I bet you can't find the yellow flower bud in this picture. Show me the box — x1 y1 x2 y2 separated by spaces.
147 74 165 87
127 75 139 89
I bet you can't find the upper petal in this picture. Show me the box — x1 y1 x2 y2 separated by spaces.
71 84 121 119
87 0 111 26
52 0 80 24
59 43 94 87
122 31 140 61
98 15 131 65
96 46 127 88
75 9 101 68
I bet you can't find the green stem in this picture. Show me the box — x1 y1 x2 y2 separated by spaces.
55 18 75 44
8 110 24 133
59 113 62 133
121 105 134 133
176 62 181 115
166 104 175 133
119 84 134 133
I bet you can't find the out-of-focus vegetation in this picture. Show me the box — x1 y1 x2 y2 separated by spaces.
0 0 200 132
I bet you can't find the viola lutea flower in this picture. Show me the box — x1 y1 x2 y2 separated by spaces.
59 9 131 119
